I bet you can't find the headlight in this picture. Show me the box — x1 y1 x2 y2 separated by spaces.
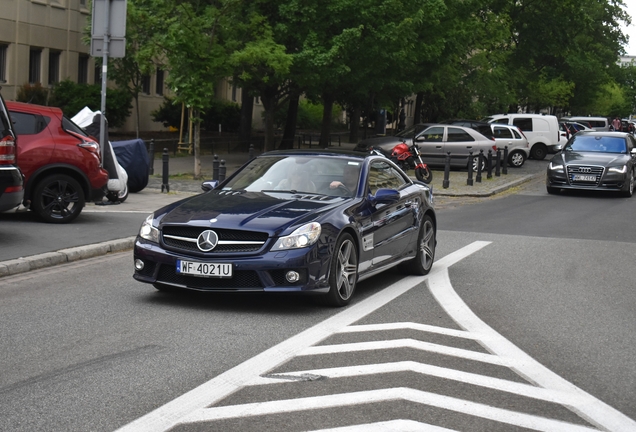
608 165 627 174
548 162 564 172
271 222 321 251
139 214 159 243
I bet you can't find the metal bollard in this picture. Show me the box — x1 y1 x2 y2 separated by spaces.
502 146 508 175
249 143 254 161
495 148 501 177
212 155 219 180
219 160 226 182
476 149 483 183
443 152 451 189
161 148 170 193
467 151 474 186
487 149 493 179
148 139 155 175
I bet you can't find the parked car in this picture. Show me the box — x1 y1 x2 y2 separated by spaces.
6 101 109 223
0 94 23 212
546 131 636 197
133 149 437 307
352 123 437 154
563 116 609 131
440 119 495 140
485 113 562 160
490 123 530 167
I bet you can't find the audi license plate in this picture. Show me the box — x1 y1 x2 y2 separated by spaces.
176 260 232 278
572 174 596 182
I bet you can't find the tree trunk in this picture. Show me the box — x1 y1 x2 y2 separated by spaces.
349 106 360 144
414 92 424 124
134 94 140 139
239 88 253 151
279 88 300 150
193 108 201 179
319 91 334 148
260 86 278 152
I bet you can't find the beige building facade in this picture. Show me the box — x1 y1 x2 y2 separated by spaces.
0 0 264 133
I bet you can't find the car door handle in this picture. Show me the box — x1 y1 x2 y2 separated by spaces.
404 200 413 208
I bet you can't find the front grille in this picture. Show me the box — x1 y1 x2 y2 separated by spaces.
161 226 269 253
156 264 263 290
567 165 604 186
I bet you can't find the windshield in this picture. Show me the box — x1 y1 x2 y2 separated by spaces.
222 155 362 197
565 135 627 153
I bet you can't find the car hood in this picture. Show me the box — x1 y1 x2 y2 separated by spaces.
559 151 630 166
158 190 344 235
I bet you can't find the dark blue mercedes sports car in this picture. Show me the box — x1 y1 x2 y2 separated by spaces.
133 149 436 306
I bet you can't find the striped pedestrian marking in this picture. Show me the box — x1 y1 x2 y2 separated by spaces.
116 241 636 432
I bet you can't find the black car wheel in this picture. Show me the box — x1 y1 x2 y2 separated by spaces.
508 150 526 168
546 185 559 195
32 174 85 223
322 233 358 307
622 170 634 197
402 214 435 275
471 155 486 172
530 143 547 160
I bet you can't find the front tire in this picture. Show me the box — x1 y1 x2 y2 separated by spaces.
32 174 85 223
402 214 436 275
322 233 358 307
546 186 559 195
622 170 634 197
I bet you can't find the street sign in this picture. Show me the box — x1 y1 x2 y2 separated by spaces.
90 0 127 58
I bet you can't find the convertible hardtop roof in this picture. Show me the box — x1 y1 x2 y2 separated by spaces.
261 148 369 158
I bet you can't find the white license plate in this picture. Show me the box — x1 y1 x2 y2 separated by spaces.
572 174 596 182
176 260 233 278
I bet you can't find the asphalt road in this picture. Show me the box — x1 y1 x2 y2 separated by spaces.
2 156 635 431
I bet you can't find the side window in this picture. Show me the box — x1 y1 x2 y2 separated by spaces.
367 161 407 195
493 126 513 139
447 127 474 142
418 127 444 142
512 118 533 131
9 111 48 135
511 129 523 139
493 118 509 124
628 136 635 151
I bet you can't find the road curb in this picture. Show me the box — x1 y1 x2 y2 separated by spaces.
433 174 538 197
0 236 136 278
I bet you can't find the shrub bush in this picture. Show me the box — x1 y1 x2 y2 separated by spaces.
16 83 48 105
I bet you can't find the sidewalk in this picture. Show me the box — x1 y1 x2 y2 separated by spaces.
0 145 541 278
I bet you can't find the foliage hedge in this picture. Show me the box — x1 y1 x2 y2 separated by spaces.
151 96 241 133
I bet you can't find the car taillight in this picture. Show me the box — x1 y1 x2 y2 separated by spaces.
0 134 16 164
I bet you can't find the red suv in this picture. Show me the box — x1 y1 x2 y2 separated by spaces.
7 101 109 223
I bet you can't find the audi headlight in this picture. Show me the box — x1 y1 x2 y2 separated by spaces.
548 162 564 172
608 165 627 174
272 222 321 251
139 214 159 243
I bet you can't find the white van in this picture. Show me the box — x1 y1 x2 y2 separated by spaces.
562 116 609 131
485 113 562 160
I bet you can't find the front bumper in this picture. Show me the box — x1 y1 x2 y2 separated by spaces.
546 169 628 191
133 237 332 293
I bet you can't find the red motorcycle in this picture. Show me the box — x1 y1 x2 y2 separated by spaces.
390 142 433 184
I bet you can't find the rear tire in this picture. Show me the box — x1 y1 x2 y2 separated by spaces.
415 166 433 183
402 214 436 275
530 144 547 160
32 174 85 224
471 155 486 172
508 150 526 168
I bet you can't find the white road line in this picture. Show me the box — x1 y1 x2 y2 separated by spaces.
250 361 582 406
115 241 491 432
299 339 512 366
309 419 460 432
337 322 481 340
179 387 600 432
427 268 636 431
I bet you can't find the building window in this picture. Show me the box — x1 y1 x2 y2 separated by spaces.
48 51 60 85
155 68 164 96
29 49 42 84
0 44 7 83
78 55 89 84
80 0 87 6
141 74 151 94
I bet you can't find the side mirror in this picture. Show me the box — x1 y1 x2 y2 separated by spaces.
201 180 219 192
415 136 426 143
370 188 400 205
631 148 636 156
